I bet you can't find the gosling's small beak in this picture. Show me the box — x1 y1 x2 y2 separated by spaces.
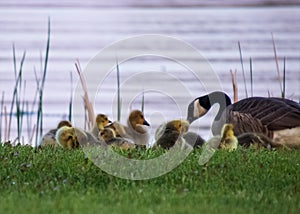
108 120 112 124
143 120 150 126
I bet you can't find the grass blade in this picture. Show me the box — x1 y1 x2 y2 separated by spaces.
141 90 145 113
8 50 26 140
35 17 51 147
0 91 4 143
4 106 8 142
116 59 121 122
271 33 283 97
12 43 17 79
69 71 73 122
282 57 286 99
238 41 248 98
250 57 253 97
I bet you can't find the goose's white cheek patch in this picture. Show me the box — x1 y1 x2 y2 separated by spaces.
194 100 207 118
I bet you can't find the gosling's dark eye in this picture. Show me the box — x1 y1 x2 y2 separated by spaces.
141 115 144 119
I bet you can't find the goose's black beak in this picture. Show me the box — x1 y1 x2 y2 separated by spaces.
187 116 194 124
187 101 195 124
143 120 150 126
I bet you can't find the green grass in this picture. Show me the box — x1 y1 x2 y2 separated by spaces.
0 144 299 214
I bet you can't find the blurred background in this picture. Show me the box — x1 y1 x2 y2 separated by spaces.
0 0 299 144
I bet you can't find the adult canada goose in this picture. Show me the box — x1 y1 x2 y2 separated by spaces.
99 128 135 150
90 114 112 137
39 120 72 147
187 91 300 149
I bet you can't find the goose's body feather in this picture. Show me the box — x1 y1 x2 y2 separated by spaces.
228 97 300 131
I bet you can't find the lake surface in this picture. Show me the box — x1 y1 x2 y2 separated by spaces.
0 1 299 144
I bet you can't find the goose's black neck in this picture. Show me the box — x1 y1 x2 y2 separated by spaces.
198 91 232 120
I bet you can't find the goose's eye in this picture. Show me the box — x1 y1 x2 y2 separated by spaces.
141 115 144 119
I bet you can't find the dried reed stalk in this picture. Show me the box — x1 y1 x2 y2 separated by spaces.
230 69 238 103
75 60 95 130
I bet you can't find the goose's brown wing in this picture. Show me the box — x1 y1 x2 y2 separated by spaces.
230 97 300 131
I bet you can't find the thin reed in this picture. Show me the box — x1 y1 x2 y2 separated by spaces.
0 92 4 143
116 60 121 121
69 71 73 122
141 90 145 113
250 58 253 97
8 49 26 144
238 41 248 98
271 33 284 98
35 17 51 147
282 57 286 99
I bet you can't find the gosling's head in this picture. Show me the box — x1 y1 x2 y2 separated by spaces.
95 114 112 130
128 110 150 131
55 126 79 149
221 123 235 138
99 128 116 143
166 119 189 134
220 123 238 151
57 120 72 129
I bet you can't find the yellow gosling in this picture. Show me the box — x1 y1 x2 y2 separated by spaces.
39 120 72 147
55 126 79 149
155 119 190 149
99 128 135 150
90 114 112 137
219 123 238 151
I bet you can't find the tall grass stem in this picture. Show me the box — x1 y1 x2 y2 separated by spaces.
271 33 283 97
238 41 248 98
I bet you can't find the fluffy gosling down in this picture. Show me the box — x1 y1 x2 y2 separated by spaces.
90 114 112 137
155 119 204 149
39 120 72 147
206 123 238 151
112 110 151 146
219 123 238 151
55 126 105 149
99 128 135 150
55 126 79 149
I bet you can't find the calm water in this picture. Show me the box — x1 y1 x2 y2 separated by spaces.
0 2 300 144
